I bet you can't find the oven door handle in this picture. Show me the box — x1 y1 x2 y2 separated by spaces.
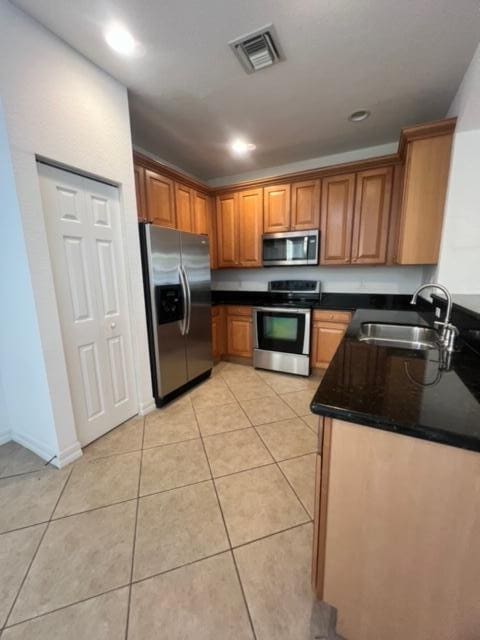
253 306 311 314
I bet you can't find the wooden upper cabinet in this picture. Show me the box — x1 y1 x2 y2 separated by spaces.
145 169 176 228
238 188 263 267
320 174 355 265
216 193 238 267
192 191 209 235
291 180 321 230
134 165 147 222
175 182 193 232
263 184 291 232
396 132 453 264
351 167 393 264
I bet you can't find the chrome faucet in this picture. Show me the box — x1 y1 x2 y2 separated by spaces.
410 283 458 353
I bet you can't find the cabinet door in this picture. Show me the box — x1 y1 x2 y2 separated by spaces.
238 188 263 267
216 193 238 267
145 170 176 228
351 167 392 264
211 307 225 360
263 184 291 232
192 190 209 235
320 174 355 264
134 164 147 221
311 321 347 369
175 183 193 232
207 196 218 270
291 180 320 230
397 134 453 264
227 313 252 358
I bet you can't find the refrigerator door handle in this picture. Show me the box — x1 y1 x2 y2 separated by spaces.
183 266 192 335
178 266 188 336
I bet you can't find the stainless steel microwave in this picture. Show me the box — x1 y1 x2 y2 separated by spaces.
262 229 319 266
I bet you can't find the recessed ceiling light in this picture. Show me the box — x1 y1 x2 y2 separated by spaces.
348 109 371 122
105 24 137 56
231 139 256 155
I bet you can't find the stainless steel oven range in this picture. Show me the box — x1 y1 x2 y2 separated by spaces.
253 280 321 377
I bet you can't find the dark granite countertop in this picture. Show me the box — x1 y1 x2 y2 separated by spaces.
310 309 480 453
212 290 418 311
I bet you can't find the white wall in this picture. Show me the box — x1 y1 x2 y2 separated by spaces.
0 97 59 455
436 43 480 293
0 371 9 445
212 266 427 294
208 142 398 188
0 0 154 465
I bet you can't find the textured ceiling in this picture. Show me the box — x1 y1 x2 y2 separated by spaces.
12 0 480 180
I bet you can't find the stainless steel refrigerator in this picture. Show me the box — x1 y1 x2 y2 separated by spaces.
139 223 212 406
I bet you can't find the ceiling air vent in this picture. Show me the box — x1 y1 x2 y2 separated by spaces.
229 24 283 74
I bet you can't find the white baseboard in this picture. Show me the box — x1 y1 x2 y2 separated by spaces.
0 428 11 445
53 441 83 468
138 398 156 416
12 430 56 464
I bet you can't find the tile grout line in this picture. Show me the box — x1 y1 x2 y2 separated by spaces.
191 394 259 640
2 465 75 630
0 367 315 633
1 519 316 634
0 451 316 541
220 368 314 521
123 415 146 640
1 584 130 633
253 424 312 520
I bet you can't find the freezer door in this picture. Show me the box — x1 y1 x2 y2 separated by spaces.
146 226 188 397
180 232 213 380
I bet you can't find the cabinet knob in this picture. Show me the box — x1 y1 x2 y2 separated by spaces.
110 322 116 329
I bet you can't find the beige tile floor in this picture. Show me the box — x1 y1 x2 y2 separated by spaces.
0 363 339 639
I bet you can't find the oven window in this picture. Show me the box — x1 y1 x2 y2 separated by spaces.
263 236 309 263
264 316 298 341
256 311 306 355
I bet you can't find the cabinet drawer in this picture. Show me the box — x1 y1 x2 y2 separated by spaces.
313 310 352 324
226 305 252 318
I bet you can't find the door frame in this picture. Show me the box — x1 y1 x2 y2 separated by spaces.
37 159 150 455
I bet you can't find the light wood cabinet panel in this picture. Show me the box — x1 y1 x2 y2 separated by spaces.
192 191 209 235
320 174 355 265
311 310 351 369
311 323 347 369
207 196 218 270
238 188 263 267
216 193 238 267
351 167 392 264
175 183 193 232
291 180 321 230
134 164 147 222
396 133 453 264
211 306 225 360
263 184 291 232
145 170 176 228
313 310 352 324
226 310 253 358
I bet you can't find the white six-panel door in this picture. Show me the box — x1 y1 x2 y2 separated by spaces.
38 163 137 445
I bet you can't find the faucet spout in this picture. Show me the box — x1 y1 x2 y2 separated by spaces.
410 283 457 352
410 283 453 325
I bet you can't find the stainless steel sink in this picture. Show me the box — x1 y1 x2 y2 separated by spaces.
358 323 441 350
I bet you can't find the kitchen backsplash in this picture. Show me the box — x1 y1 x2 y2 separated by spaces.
211 266 430 294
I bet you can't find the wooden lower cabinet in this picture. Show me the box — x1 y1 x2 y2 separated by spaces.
226 306 253 358
211 306 225 360
314 418 480 640
311 310 352 369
